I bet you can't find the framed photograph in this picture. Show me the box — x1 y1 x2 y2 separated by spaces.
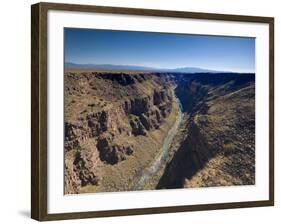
31 2 274 221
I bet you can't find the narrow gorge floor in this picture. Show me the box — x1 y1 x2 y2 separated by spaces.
132 96 184 190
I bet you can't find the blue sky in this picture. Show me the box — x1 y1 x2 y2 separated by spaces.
64 28 255 73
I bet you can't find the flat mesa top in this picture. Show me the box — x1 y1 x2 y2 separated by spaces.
64 68 153 74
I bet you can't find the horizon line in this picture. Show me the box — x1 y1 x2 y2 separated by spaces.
65 61 255 74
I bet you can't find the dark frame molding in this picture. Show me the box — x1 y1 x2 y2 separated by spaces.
31 2 274 221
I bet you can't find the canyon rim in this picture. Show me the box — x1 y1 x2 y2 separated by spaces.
64 28 255 194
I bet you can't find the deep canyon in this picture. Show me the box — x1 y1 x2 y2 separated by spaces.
64 70 255 194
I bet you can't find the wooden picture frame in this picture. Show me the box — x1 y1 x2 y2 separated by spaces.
31 2 274 221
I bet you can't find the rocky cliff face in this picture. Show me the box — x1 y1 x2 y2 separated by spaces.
157 121 217 188
125 90 173 136
64 71 176 193
157 73 255 189
65 87 173 156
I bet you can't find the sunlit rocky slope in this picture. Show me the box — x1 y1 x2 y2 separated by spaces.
64 71 179 193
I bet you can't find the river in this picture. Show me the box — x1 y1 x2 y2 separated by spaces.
132 95 183 190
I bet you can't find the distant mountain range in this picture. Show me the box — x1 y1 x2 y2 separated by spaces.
65 62 228 73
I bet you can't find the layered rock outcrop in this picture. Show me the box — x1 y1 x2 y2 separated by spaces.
65 148 100 194
95 73 147 85
97 133 133 164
